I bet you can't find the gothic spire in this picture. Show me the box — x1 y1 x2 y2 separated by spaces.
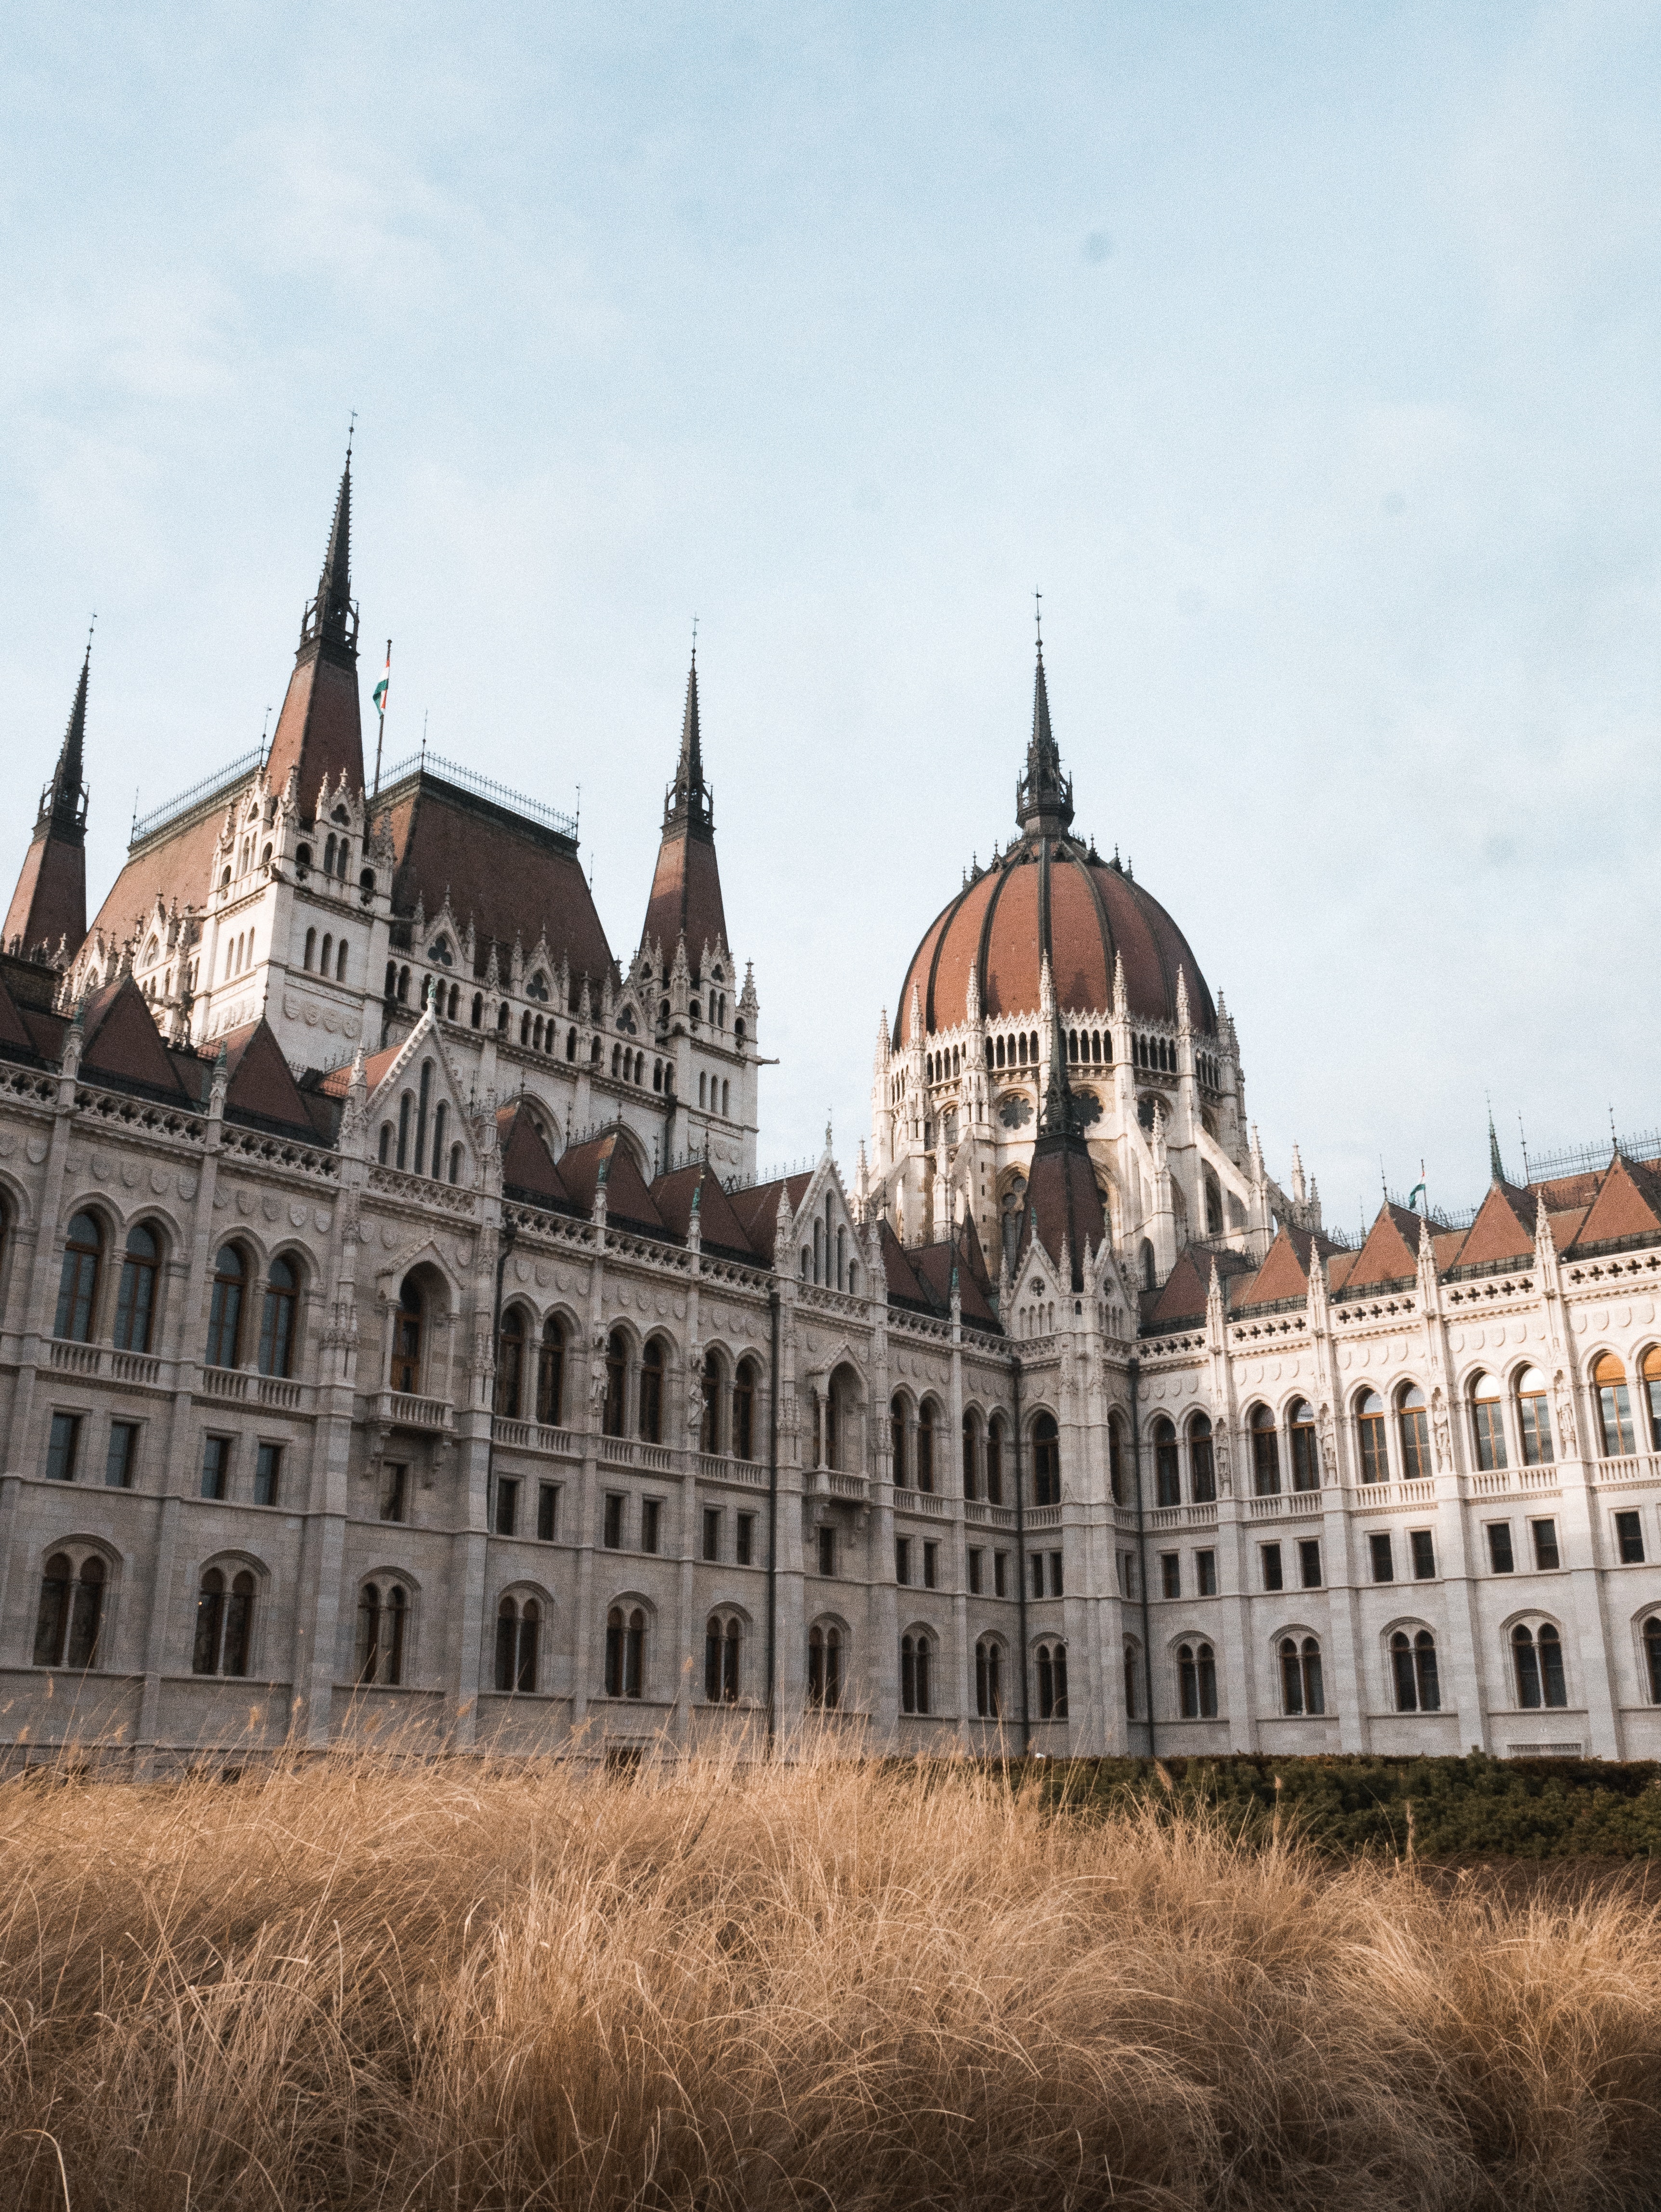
262 444 366 805
302 448 357 659
642 642 727 969
1016 634 1073 837
3 637 91 960
1488 1107 1506 1186
662 645 712 836
40 637 91 843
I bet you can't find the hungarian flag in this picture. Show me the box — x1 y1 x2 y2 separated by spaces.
373 643 391 717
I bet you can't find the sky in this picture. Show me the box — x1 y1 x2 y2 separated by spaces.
4 3 1659 1229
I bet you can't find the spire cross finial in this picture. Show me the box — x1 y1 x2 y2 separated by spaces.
691 613 698 661
346 409 356 462
1034 589 1042 650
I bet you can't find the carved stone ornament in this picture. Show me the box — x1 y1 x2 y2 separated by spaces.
1552 1370 1578 1455
1430 1385 1451 1468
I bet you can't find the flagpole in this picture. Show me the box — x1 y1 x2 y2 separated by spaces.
372 637 391 803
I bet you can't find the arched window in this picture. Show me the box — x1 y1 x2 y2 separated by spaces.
1032 1412 1060 1506
1140 1240 1155 1292
449 1142 463 1185
1516 1366 1554 1465
807 1623 843 1709
704 1612 742 1702
1279 1635 1324 1715
495 1595 540 1692
1513 1621 1567 1709
605 1604 646 1698
1594 1355 1636 1456
1391 1629 1440 1712
1644 1615 1661 1704
1250 1405 1280 1496
1397 1385 1431 1479
603 1330 628 1437
890 1396 909 1488
319 933 332 979
962 1409 980 1499
303 927 317 971
356 1580 408 1686
1205 1173 1223 1238
733 1359 757 1462
1189 1413 1215 1502
1289 1400 1318 1491
1470 1372 1507 1471
495 1304 528 1418
1177 1640 1218 1719
1107 1412 1124 1505
193 1566 255 1677
1645 1348 1661 1450
1357 1390 1387 1483
1032 1640 1068 1720
33 1551 106 1670
699 1356 722 1454
258 1255 298 1377
396 1092 412 1169
917 1401 936 1492
206 1244 245 1369
54 1211 103 1343
114 1223 159 1353
378 1123 393 1165
1121 1640 1136 1719
975 1636 1002 1718
391 1276 423 1395
536 1316 564 1427
639 1337 666 1443
900 1632 932 1715
986 1415 1005 1505
1153 1416 1180 1507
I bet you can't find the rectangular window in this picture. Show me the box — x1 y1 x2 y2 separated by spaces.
817 1526 835 1577
1615 1509 1645 1565
1261 1541 1284 1593
45 1412 81 1483
380 1462 408 1524
923 1540 939 1590
494 1475 519 1537
537 1482 559 1541
1530 1517 1560 1571
603 1493 624 1550
1369 1531 1395 1583
1410 1528 1437 1580
1487 1521 1515 1574
200 1435 230 1501
1196 1547 1217 1596
895 1536 911 1586
253 1442 281 1507
641 1498 661 1554
1048 1549 1064 1597
1298 1538 1322 1589
967 1546 984 1594
1160 1551 1180 1599
1031 1553 1045 1599
701 1506 719 1561
736 1511 755 1566
105 1420 138 1489
1117 1549 1138 1598
993 1550 1008 1597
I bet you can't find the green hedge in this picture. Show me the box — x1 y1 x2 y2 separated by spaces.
1018 1753 1661 1858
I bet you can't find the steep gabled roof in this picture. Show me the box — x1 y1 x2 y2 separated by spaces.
1346 1201 1423 1290
318 1041 405 1099
728 1173 814 1266
0 968 40 1061
651 1161 761 1262
78 976 193 1100
497 1102 576 1210
877 1218 930 1308
1148 1249 1211 1325
1238 1228 1310 1307
1565 1155 1661 1250
218 1019 318 1136
1449 1183 1534 1269
910 1237 1002 1330
558 1130 665 1233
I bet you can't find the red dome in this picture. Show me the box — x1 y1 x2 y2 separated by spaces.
896 839 1216 1046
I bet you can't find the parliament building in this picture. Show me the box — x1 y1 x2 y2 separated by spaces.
2 452 1659 1768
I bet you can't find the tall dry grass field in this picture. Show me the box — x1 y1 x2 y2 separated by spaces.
2 1746 1659 2211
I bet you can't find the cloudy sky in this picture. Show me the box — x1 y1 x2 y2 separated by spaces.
4 4 1658 1227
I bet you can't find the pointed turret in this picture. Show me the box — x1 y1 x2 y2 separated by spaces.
1020 1001 1106 1292
1488 1108 1506 1186
4 641 92 961
1015 638 1073 837
641 646 729 974
261 447 365 812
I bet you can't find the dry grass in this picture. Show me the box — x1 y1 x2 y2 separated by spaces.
1 1743 1659 2211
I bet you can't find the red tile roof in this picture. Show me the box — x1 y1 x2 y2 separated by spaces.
218 1019 316 1132
558 1131 664 1233
1346 1201 1423 1289
728 1174 813 1266
650 1162 759 1260
1450 1184 1534 1268
641 828 728 969
498 1103 574 1209
264 649 364 816
1567 1155 1661 1248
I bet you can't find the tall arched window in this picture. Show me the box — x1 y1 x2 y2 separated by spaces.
890 1396 909 1488
1189 1413 1215 1502
1032 1412 1061 1507
704 1612 742 1702
1644 1614 1661 1704
605 1605 646 1698
258 1256 298 1378
495 1304 528 1418
54 1211 103 1342
114 1223 159 1353
900 1631 932 1715
33 1551 106 1670
356 1580 408 1686
1153 1417 1180 1507
1471 1372 1507 1471
1289 1400 1318 1491
962 1409 980 1500
1594 1355 1636 1456
603 1330 628 1437
304 927 317 971
1356 1390 1388 1483
807 1623 843 1709
1140 1240 1155 1292
986 1416 1005 1505
916 1402 936 1492
1279 1635 1324 1715
1177 1640 1218 1718
391 1277 424 1394
638 1337 665 1442
495 1595 540 1692
536 1317 565 1427
1391 1629 1440 1712
1513 1622 1567 1709
1516 1366 1554 1465
1397 1385 1431 1479
975 1636 1002 1717
1121 1640 1136 1720
699 1356 722 1454
1107 1412 1124 1505
733 1360 757 1462
1250 1406 1280 1496
193 1567 255 1677
1644 1349 1661 1451
1037 1640 1070 1720
206 1244 245 1369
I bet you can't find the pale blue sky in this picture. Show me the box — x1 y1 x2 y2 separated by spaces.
4 4 1658 1224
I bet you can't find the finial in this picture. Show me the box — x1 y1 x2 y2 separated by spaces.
1034 588 1042 651
1610 1103 1621 1159
346 408 356 463
691 613 698 663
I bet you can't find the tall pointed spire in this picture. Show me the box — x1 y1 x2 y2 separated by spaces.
663 643 712 835
1488 1107 1505 1186
4 639 92 961
641 639 728 971
261 442 366 808
315 455 353 644
43 638 92 843
1015 628 1074 837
